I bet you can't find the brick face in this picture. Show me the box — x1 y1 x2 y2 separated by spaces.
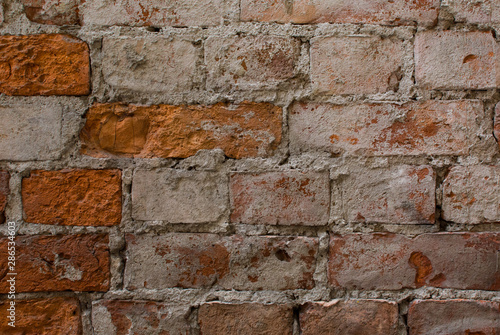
310 36 405 95
199 303 293 335
21 0 83 25
446 0 500 24
92 300 190 335
339 165 435 224
230 171 330 225
205 36 300 91
494 102 500 149
289 100 481 156
328 233 500 290
81 102 282 159
442 165 500 224
124 233 318 290
408 300 500 334
22 169 122 226
0 34 90 96
300 300 399 335
0 298 82 335
0 171 9 224
0 234 110 293
415 31 498 90
132 169 227 223
241 0 439 25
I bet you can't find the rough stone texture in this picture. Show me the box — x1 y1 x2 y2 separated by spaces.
340 165 435 224
22 169 122 226
442 165 500 224
289 100 481 156
0 298 82 335
230 171 330 225
80 102 282 159
241 0 439 25
310 36 405 95
300 300 399 335
21 0 83 25
124 233 318 290
102 37 199 95
446 0 500 24
328 233 500 290
0 234 110 293
198 303 293 335
0 34 90 95
81 0 232 27
132 169 227 223
408 300 500 334
92 300 190 335
415 31 498 90
494 102 500 149
205 35 300 91
0 170 9 224
0 100 63 161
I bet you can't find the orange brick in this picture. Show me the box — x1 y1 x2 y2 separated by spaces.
21 0 83 25
81 102 282 159
22 169 121 226
0 234 110 293
0 34 90 96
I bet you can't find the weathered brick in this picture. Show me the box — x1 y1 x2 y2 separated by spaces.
22 169 122 226
102 37 199 95
132 169 227 223
0 2 4 25
81 0 231 27
289 100 481 156
21 0 83 25
241 0 439 25
81 102 282 159
494 102 500 149
0 34 90 95
0 171 9 224
0 298 82 334
92 300 190 335
124 233 318 290
300 300 399 335
446 0 500 24
0 100 63 161
199 303 293 335
415 31 498 90
442 165 500 224
230 171 330 225
409 300 500 334
205 36 300 91
340 165 435 224
310 36 405 94
328 233 500 290
0 234 110 293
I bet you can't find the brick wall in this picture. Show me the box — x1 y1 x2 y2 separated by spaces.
0 0 499 333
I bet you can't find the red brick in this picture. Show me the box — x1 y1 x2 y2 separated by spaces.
289 100 481 156
447 0 500 24
205 36 300 91
442 165 500 224
22 169 122 226
408 300 500 334
0 298 82 334
241 0 439 26
81 0 230 27
0 234 110 293
328 233 500 290
21 0 83 25
199 303 293 335
92 300 190 335
230 171 330 226
300 300 399 335
124 233 318 290
0 34 90 96
340 165 435 224
0 171 9 224
311 36 405 94
81 102 282 159
415 31 498 90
